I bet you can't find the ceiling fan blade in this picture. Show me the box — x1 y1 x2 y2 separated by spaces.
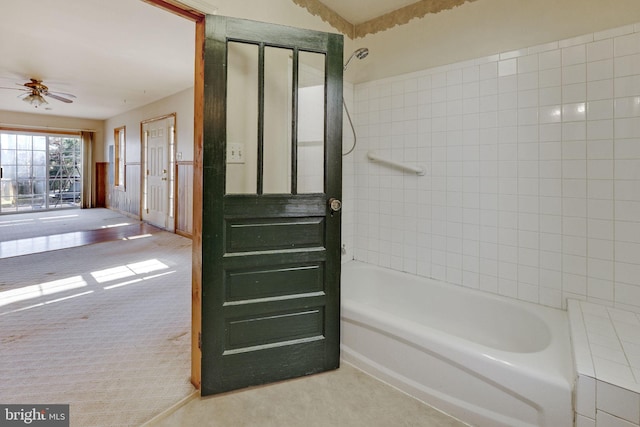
0 86 29 91
48 91 76 99
44 92 73 103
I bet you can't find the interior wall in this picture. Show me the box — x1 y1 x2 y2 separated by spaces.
349 21 640 313
103 87 194 162
0 111 104 157
102 87 194 216
353 0 640 84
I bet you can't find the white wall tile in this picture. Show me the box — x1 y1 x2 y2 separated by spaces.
615 97 640 118
594 24 635 41
588 140 614 159
615 54 640 78
614 32 640 57
564 102 587 121
564 82 588 102
498 58 517 76
540 49 562 70
576 414 597 427
540 68 562 89
596 410 639 427
564 63 587 84
615 284 640 309
616 139 640 159
588 100 614 120
588 79 614 101
615 75 640 98
564 44 587 65
597 381 640 424
561 34 594 48
500 48 528 60
588 39 615 62
518 54 539 73
616 201 640 222
577 374 597 418
349 22 640 319
588 59 615 81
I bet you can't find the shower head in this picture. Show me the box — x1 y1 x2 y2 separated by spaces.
344 47 369 71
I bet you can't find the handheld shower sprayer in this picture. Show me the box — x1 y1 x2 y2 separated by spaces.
344 47 369 71
342 48 369 156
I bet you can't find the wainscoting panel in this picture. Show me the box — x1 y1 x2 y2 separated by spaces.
176 161 193 237
108 163 141 218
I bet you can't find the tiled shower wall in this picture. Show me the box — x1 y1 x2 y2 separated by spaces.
342 81 356 263
349 23 640 311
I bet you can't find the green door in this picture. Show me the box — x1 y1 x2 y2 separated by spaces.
200 15 343 395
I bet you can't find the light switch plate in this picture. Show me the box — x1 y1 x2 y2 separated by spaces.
227 142 245 164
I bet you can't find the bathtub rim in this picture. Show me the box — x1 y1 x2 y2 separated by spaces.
340 260 576 427
341 261 555 353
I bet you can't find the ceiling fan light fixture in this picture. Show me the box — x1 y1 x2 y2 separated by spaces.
23 93 48 107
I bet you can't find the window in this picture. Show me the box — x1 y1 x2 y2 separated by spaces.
0 131 82 212
114 126 126 188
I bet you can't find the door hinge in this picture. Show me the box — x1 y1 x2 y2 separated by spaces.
198 332 202 350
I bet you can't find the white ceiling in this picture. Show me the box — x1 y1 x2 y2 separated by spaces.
0 0 195 120
0 0 422 121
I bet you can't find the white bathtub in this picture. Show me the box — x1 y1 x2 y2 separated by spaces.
340 261 575 427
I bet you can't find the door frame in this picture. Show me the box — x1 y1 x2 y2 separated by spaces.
141 0 205 389
140 113 177 232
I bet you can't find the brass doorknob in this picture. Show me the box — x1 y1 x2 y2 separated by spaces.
329 198 342 212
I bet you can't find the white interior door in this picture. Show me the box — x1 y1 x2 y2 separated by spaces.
143 116 174 230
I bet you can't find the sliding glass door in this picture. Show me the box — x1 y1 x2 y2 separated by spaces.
0 132 82 213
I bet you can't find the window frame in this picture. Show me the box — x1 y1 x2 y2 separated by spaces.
114 126 126 189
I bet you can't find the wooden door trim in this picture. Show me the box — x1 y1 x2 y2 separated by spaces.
137 0 204 389
140 0 205 22
192 14 205 391
141 112 178 125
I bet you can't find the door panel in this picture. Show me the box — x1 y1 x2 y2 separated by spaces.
200 15 343 395
224 263 324 302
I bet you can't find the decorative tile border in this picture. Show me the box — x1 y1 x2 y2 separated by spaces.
291 0 478 39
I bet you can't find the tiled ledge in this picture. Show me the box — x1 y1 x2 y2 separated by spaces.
568 299 640 425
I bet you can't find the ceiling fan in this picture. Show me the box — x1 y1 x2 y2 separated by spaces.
0 78 76 107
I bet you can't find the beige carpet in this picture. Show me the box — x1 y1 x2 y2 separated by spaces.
0 222 194 427
0 208 141 242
